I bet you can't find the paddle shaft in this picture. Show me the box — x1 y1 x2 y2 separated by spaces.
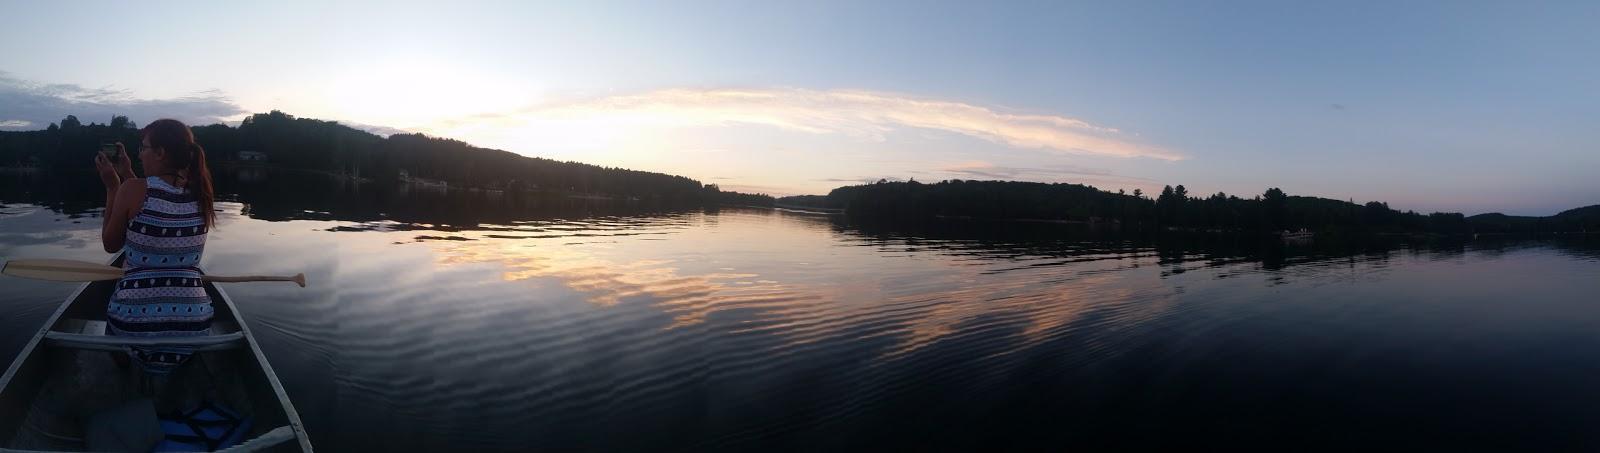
4 260 120 279
205 274 307 287
3 259 306 287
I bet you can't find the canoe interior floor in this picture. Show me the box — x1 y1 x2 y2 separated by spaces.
8 320 265 451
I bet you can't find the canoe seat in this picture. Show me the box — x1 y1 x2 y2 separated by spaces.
43 331 246 352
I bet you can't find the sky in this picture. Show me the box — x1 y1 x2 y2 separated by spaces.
2 0 1597 215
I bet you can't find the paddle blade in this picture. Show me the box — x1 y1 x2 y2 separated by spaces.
2 259 124 282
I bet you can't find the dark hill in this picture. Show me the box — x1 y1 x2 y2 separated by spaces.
0 111 773 207
793 179 1590 235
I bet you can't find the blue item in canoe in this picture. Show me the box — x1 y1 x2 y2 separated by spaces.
155 401 253 452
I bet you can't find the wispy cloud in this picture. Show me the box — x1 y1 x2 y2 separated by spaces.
0 72 245 130
434 88 1182 161
940 162 1023 179
925 160 1158 193
813 176 911 185
715 182 796 196
937 160 1150 182
341 121 414 137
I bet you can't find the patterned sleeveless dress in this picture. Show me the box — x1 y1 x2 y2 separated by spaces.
108 176 213 374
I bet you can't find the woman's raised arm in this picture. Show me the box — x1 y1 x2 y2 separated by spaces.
101 178 146 253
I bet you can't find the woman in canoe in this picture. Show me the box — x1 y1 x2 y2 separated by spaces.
93 118 217 374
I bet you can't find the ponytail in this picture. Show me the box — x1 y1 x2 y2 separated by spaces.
186 142 216 229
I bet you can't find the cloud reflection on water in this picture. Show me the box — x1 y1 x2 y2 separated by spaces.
389 209 1187 362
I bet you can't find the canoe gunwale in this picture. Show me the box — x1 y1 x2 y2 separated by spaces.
0 257 106 383
211 272 315 452
0 256 111 444
0 254 314 452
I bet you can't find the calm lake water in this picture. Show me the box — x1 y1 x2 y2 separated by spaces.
3 171 1599 450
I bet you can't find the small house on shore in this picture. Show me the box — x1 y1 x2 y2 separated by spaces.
398 169 449 191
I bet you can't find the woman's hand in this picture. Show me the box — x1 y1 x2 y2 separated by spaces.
94 153 120 190
112 142 135 180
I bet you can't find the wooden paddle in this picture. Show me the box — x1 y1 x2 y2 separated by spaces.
2 259 306 287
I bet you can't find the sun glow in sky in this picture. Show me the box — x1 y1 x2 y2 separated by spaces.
2 1 1597 214
316 58 540 129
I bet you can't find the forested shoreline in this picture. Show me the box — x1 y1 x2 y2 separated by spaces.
780 180 1599 235
0 111 775 207
5 113 1593 235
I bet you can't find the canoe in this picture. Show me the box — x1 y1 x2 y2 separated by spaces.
0 254 312 451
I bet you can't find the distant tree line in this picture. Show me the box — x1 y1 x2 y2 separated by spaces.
702 184 777 207
780 179 1599 235
5 113 1589 232
0 111 774 207
0 114 145 170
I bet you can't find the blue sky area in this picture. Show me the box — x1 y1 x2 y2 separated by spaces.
2 0 1596 215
